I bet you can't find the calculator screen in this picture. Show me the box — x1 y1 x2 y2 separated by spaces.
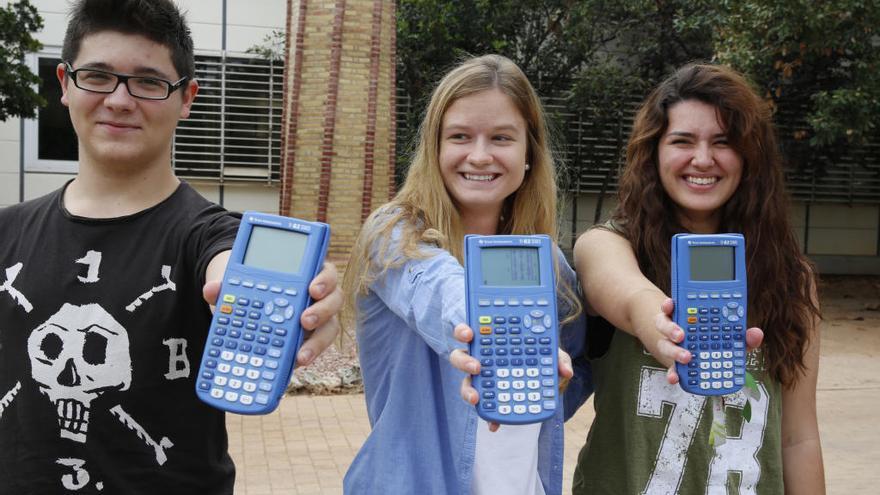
481 247 540 286
689 246 735 281
243 226 308 275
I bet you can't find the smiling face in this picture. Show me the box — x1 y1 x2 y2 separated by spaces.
439 88 528 232
58 31 197 173
658 99 743 233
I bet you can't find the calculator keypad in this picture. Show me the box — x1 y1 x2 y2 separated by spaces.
474 297 557 419
197 277 300 408
682 292 746 393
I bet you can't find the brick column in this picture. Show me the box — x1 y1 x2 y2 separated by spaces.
279 0 396 264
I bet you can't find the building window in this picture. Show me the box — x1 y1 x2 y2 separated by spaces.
25 51 283 182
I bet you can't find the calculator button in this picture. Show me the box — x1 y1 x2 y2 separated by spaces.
508 327 520 335
700 382 711 390
497 381 510 390
239 395 254 405
229 379 242 390
270 315 285 324
542 389 555 398
513 392 526 402
496 359 509 366
496 369 510 378
235 354 249 364
522 298 534 306
214 376 228 386
528 405 542 414
482 402 497 411
210 388 224 399
536 298 549 306
271 286 283 293
512 369 524 378
525 348 537 355
199 381 211 390
527 380 540 389
481 370 494 377
507 298 519 306
256 283 269 291
479 316 492 324
274 328 288 337
531 325 546 334
498 405 512 415
542 401 556 410
523 316 532 328
512 381 525 390
482 380 496 389
508 316 521 324
526 368 539 377
542 379 554 387
513 405 527 414
246 369 260 380
266 360 279 369
510 348 522 356
478 298 491 307
498 393 511 402
232 366 246 377
255 393 269 405
243 382 257 393
480 326 492 335
217 363 231 373
528 392 541 402
259 382 273 392
262 370 276 380
480 358 494 367
284 288 298 296
205 359 218 368
268 349 282 358
221 351 235 361
493 299 505 306
234 309 247 317
511 358 523 366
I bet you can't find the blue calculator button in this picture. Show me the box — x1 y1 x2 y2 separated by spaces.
497 359 509 366
536 298 549 306
266 360 279 369
246 323 257 331
225 341 237 349
255 394 269 405
482 391 495 399
494 327 507 335
228 277 241 285
270 314 285 324
494 316 506 324
234 309 246 317
510 338 522 345
211 338 223 346
271 286 283 293
252 300 264 309
522 298 534 306
508 327 521 334
507 298 519 306
493 299 505 306
215 327 227 336
208 349 220 357
254 346 267 355
238 298 250 306
256 283 269 291
284 288 298 296
525 348 537 355
240 344 252 352
496 349 508 356
539 348 552 355
274 297 289 308
478 298 491 307
229 329 241 338
481 348 493 356
271 338 284 347
482 401 497 410
205 359 218 368
538 337 551 345
232 320 244 328
257 336 270 344
495 338 507 345
218 316 230 325
275 328 288 337
526 358 538 366
511 358 524 366
542 401 556 411
480 338 492 345
260 325 272 333
259 382 273 392
699 308 709 314
482 380 495 388
508 316 521 324
481 359 494 366
243 333 255 342
481 370 494 377
511 348 523 356
249 311 261 320
199 381 211 390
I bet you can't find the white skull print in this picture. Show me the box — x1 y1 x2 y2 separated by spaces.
27 303 132 443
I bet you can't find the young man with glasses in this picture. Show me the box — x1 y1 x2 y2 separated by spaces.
0 1 341 493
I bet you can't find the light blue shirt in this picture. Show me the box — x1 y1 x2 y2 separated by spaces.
344 215 590 494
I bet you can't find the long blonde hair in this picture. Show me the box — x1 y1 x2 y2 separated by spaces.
343 54 580 329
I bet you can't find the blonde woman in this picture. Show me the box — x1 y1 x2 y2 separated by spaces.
342 54 586 494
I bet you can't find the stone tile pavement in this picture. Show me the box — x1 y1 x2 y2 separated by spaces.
228 317 880 494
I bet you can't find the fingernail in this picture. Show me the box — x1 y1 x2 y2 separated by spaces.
469 363 479 374
299 349 314 365
314 283 326 296
303 314 318 328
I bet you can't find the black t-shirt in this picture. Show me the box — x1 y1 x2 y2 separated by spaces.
0 181 240 494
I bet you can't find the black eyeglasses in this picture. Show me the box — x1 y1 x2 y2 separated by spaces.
64 63 189 100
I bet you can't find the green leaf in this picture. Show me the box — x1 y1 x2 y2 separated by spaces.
744 371 761 401
743 399 752 422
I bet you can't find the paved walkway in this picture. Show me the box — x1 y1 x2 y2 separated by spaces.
227 319 880 494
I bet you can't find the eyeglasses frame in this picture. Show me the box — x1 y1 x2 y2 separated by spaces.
64 63 189 101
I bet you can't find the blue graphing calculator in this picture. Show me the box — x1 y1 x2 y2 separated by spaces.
672 233 747 396
196 212 330 414
465 235 559 424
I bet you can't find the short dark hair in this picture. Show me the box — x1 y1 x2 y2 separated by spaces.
61 0 195 79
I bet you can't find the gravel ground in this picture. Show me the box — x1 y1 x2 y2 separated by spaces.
288 344 362 395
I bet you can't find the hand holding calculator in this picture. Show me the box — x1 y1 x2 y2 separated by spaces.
196 212 330 414
672 233 747 396
465 235 560 425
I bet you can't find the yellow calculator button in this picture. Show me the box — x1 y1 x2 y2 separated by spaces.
687 308 698 315
479 316 492 324
220 305 233 314
480 326 492 335
223 294 236 303
687 316 698 324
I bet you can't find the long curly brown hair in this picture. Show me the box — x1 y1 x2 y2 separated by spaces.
613 63 819 387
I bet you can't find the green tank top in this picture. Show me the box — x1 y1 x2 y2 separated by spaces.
572 330 784 494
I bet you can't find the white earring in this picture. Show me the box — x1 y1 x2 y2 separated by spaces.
525 163 530 171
